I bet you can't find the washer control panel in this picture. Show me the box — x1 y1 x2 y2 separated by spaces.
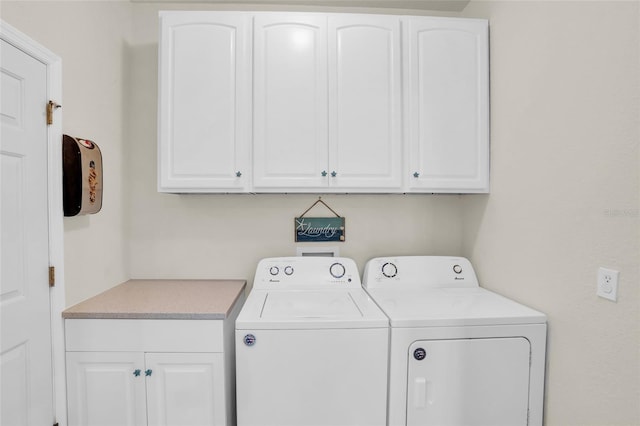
362 256 479 289
254 257 360 289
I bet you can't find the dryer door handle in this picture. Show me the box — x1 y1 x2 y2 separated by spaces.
413 377 432 408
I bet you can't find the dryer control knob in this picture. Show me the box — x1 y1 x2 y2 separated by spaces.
269 266 279 276
284 266 294 276
382 262 397 278
329 262 346 279
453 264 463 274
414 348 427 361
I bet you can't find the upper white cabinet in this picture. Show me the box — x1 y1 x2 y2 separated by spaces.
157 12 489 193
253 14 402 192
328 15 402 191
253 14 328 189
158 12 251 192
404 17 489 193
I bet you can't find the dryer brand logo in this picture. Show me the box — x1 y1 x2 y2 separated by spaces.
414 348 427 360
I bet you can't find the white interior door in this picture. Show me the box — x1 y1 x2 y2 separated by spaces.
1 38 54 426
406 338 531 426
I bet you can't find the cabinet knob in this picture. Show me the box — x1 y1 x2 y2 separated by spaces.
413 172 420 178
321 171 327 177
331 171 337 177
145 369 153 377
235 171 242 178
133 369 141 377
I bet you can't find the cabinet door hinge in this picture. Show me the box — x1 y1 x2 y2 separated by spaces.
49 266 55 287
46 100 61 125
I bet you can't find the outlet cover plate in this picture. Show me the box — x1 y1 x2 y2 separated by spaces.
597 267 619 302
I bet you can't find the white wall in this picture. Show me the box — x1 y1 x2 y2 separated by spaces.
1 1 638 425
461 1 640 425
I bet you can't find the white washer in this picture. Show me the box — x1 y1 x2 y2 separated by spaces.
363 256 547 426
235 257 389 426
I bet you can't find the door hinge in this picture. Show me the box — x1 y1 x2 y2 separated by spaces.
46 100 61 125
49 266 55 287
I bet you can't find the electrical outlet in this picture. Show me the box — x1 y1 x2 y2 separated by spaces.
597 267 619 302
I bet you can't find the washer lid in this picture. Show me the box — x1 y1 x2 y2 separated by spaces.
236 289 388 329
261 291 361 319
366 287 546 327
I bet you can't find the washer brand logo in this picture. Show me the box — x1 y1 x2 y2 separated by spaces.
454 277 465 280
243 334 256 346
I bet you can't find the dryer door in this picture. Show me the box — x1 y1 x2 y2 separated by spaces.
407 338 530 426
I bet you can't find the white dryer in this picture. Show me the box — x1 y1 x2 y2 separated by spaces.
235 257 389 426
363 256 547 426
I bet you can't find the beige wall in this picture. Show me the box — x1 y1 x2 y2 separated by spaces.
1 1 133 305
127 1 464 284
461 1 640 425
2 1 638 425
1 1 465 304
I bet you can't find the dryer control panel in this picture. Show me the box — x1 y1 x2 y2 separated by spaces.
254 257 361 289
362 256 479 289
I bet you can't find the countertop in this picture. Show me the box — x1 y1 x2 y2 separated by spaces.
62 279 246 320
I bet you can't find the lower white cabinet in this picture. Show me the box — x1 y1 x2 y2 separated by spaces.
146 353 224 426
66 352 224 426
66 351 147 426
65 319 235 426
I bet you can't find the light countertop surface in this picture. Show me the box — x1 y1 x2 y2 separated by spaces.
62 279 246 320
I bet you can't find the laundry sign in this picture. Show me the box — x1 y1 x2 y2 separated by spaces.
295 217 345 242
295 198 345 242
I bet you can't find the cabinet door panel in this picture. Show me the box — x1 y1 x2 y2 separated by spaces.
159 13 250 192
406 18 489 192
145 352 226 426
253 14 328 189
328 16 402 189
66 352 146 426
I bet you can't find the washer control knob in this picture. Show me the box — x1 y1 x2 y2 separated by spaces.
414 348 427 361
269 266 279 276
329 262 346 279
284 266 294 276
453 264 463 274
382 262 397 278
